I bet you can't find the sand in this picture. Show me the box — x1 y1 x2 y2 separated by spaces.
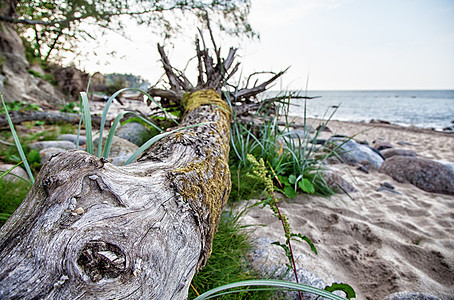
238 118 454 300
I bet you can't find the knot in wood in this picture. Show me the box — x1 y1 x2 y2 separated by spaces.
77 241 126 282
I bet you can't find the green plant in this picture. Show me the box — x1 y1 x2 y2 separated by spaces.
59 101 79 113
247 154 316 300
0 100 41 114
1 94 35 183
0 178 31 227
189 211 273 299
194 280 354 300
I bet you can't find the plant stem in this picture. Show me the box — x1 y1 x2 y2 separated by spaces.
274 201 303 300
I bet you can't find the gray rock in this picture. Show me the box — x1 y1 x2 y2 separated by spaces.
93 136 139 166
283 129 314 140
57 134 86 145
115 122 150 146
28 140 76 151
323 170 358 194
381 148 417 159
373 140 394 150
382 291 441 300
39 147 66 165
328 137 384 170
248 236 330 300
379 156 454 195
0 163 29 182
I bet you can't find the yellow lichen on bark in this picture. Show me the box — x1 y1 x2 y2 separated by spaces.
184 89 231 119
171 89 231 266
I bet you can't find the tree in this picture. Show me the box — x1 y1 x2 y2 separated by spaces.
0 0 256 63
0 36 285 298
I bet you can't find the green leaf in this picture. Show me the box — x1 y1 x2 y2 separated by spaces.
278 175 290 186
288 174 297 184
298 178 315 194
123 122 211 165
291 233 317 255
324 283 356 299
284 186 297 198
1 94 35 183
194 279 350 300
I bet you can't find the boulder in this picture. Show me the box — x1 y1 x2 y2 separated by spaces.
57 134 86 146
0 163 29 182
379 156 454 195
0 23 65 106
53 65 89 98
380 148 417 159
28 141 76 151
93 136 139 166
328 137 384 170
115 122 150 146
39 147 67 165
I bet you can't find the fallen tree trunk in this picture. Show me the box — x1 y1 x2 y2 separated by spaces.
0 110 104 127
0 89 231 299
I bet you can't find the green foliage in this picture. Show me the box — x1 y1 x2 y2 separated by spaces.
27 69 56 85
0 100 41 114
58 102 79 113
228 163 264 203
227 93 335 198
0 178 30 228
10 0 256 63
189 212 273 300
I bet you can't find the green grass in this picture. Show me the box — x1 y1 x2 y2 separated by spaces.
189 211 274 300
0 179 30 227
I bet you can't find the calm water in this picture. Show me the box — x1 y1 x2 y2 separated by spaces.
283 90 454 131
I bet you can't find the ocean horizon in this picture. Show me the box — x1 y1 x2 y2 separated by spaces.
273 89 454 131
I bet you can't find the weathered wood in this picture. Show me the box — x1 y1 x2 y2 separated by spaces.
0 89 231 299
0 110 104 127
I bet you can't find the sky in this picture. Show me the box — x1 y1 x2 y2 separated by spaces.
78 0 454 91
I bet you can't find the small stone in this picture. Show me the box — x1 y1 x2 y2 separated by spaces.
74 207 85 215
88 175 98 180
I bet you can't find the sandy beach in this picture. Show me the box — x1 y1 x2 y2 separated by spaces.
239 118 454 299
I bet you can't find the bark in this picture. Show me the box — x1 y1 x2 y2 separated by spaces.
0 110 103 127
0 89 231 299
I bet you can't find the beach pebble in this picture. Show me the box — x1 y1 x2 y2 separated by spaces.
328 137 384 170
57 134 86 145
379 156 454 195
373 140 393 150
0 163 29 182
380 148 417 159
39 147 66 165
28 140 76 151
382 291 441 300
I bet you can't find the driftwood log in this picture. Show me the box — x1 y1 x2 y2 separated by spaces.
0 30 287 297
0 89 231 298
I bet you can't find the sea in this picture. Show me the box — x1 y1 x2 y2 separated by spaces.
275 90 454 131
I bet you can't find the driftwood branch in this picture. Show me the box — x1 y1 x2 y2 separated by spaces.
0 110 103 127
